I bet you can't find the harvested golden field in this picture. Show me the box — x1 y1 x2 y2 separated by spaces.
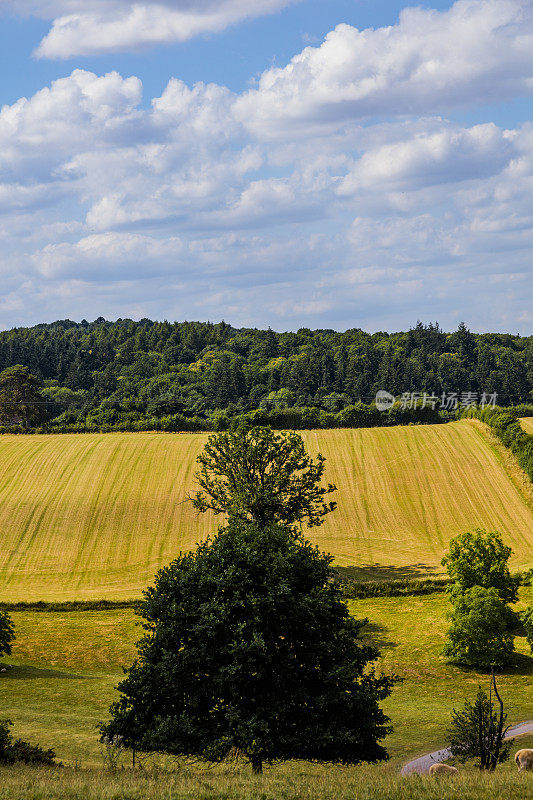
0 421 532 601
520 417 533 434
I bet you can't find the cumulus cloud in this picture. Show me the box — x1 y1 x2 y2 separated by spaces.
338 124 515 194
0 1 532 332
0 0 298 58
236 0 533 135
34 232 188 279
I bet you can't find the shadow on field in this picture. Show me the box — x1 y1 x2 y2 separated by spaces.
453 652 533 678
334 563 440 583
361 622 397 650
506 652 533 677
0 664 98 680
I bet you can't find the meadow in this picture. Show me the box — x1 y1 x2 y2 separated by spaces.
1 588 532 769
0 757 532 800
0 420 532 602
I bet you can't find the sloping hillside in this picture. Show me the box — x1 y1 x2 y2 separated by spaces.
0 421 532 601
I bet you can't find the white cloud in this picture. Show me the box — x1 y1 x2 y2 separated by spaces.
339 124 514 194
0 0 299 58
236 0 533 136
0 1 532 332
0 66 531 331
34 232 188 278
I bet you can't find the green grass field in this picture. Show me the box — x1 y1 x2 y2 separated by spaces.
0 420 532 601
1 588 532 768
521 417 533 435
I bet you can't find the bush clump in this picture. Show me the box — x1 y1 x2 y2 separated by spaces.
0 720 55 766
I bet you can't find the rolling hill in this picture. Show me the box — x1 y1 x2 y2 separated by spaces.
0 420 532 601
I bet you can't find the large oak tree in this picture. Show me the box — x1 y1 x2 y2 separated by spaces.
101 521 393 773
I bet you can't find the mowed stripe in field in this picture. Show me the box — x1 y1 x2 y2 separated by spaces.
520 417 533 435
0 421 532 601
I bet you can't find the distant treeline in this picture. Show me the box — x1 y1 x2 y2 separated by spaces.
0 318 531 432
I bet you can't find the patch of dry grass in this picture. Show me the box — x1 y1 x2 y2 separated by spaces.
520 417 533 435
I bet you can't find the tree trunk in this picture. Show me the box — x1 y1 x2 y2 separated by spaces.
251 756 263 775
490 668 506 771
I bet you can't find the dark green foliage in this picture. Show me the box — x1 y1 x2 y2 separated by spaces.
0 600 136 613
192 424 337 528
442 529 520 604
447 683 511 770
0 720 55 766
0 365 44 428
443 587 515 670
0 318 531 433
0 609 15 657
336 576 450 599
101 521 394 772
521 606 533 653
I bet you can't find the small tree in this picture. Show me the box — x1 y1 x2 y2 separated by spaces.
443 586 515 670
101 521 394 773
447 676 511 770
0 365 44 429
0 610 14 659
191 424 337 528
442 529 519 603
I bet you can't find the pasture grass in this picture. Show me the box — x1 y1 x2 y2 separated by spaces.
1 589 532 769
0 756 533 800
1 421 532 601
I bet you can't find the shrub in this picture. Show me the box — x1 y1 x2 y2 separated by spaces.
0 720 55 766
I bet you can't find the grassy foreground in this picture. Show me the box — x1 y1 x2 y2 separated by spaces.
0 758 532 800
1 421 532 601
1 589 532 769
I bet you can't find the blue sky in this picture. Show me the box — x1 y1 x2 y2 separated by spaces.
0 0 532 333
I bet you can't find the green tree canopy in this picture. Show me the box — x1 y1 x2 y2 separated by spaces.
101 521 394 773
442 528 519 604
0 365 44 428
443 586 515 670
191 424 337 528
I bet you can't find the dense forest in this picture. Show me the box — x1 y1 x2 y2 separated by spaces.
0 318 531 432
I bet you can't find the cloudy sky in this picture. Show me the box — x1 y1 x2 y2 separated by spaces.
0 0 532 333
